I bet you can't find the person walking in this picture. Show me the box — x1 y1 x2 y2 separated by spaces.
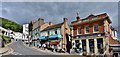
42 43 46 50
51 45 54 52
39 43 41 48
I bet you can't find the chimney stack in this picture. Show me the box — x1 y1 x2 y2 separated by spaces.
49 22 52 26
63 18 68 23
76 12 80 21
38 18 44 25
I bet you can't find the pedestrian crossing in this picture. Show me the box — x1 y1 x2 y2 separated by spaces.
11 52 22 55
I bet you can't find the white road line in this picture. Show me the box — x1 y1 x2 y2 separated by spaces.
11 52 22 55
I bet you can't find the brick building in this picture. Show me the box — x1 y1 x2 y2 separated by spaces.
32 18 49 46
71 13 119 55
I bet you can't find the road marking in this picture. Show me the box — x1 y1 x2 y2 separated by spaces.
11 52 22 55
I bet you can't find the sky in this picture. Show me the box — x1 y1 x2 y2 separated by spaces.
1 2 118 30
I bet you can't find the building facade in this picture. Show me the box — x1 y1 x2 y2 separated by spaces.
40 18 71 52
0 26 14 38
23 24 29 41
32 18 49 46
71 13 113 55
13 32 23 40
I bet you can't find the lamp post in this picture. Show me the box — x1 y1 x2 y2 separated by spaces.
2 30 5 48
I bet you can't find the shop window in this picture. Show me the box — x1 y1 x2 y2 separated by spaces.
97 38 103 54
75 40 80 49
94 24 99 32
82 40 86 52
89 39 94 53
55 29 57 34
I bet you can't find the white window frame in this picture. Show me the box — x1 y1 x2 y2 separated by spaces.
85 26 90 34
93 24 99 33
77 28 81 35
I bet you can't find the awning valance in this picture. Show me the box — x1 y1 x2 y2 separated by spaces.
49 40 60 42
49 34 62 39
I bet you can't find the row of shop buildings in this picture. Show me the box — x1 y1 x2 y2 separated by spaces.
23 13 120 55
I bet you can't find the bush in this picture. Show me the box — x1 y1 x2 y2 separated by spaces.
0 35 11 44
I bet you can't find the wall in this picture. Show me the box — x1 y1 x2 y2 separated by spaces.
73 21 104 36
40 28 61 37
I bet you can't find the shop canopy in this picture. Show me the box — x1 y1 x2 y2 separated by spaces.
39 36 47 40
49 34 62 39
49 42 58 45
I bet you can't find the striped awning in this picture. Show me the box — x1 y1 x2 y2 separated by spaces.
49 34 62 39
39 36 47 40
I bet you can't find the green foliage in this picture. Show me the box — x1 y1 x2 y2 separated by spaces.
0 17 23 33
0 35 9 41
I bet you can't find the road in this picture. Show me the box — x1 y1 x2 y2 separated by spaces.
8 40 53 55
6 40 84 57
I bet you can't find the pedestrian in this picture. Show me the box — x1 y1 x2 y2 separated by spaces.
39 43 41 48
73 43 77 53
51 45 54 52
44 44 46 50
57 45 62 53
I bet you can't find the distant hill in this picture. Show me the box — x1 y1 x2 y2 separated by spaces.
0 17 23 33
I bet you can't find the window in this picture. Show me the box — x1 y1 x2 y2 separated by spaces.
77 28 81 34
94 24 99 32
85 26 89 33
55 29 57 34
47 31 49 35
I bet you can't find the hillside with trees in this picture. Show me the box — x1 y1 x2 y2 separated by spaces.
0 17 23 33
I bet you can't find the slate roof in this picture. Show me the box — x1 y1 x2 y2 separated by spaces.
71 13 112 26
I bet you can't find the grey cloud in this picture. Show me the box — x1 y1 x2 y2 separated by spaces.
1 2 118 30
2 0 120 2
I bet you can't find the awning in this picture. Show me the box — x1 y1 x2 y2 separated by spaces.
39 36 47 40
49 42 58 45
49 40 60 42
49 34 62 39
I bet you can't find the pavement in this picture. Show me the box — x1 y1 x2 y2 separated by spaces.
26 45 70 55
0 40 14 56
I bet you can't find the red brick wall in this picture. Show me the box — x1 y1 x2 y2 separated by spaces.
98 22 104 33
72 20 104 36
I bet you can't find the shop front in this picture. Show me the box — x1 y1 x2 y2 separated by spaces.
49 34 62 46
48 34 63 51
39 36 48 45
